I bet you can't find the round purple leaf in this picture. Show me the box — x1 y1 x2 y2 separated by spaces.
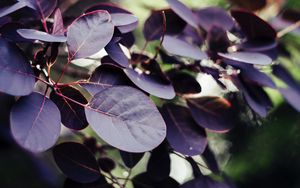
50 86 88 130
53 142 100 183
124 67 175 99
67 10 114 60
195 7 234 31
161 104 207 156
0 38 35 96
85 86 167 153
10 92 61 152
187 97 235 132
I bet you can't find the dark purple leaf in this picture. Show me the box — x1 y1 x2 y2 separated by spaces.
143 9 186 41
0 38 35 96
167 70 201 95
240 67 276 88
104 41 129 67
132 173 179 188
67 10 114 60
279 88 300 112
231 75 272 117
85 86 167 152
20 0 57 21
159 49 185 65
147 143 171 181
161 104 207 156
187 97 235 132
111 13 138 33
218 52 272 65
52 8 64 35
64 178 113 188
202 146 220 173
81 64 131 96
124 67 175 99
162 35 207 60
97 157 116 173
231 9 277 40
119 32 135 48
53 142 100 183
0 1 27 18
178 25 203 46
195 7 234 31
273 64 300 91
207 25 230 53
181 176 234 188
120 151 144 168
17 29 67 42
166 0 198 29
10 92 61 152
85 3 131 14
229 0 267 11
50 86 88 130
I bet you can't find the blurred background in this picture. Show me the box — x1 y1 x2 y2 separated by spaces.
1 0 300 187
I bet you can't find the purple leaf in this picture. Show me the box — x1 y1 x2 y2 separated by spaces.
53 142 100 183
273 64 300 91
0 38 35 96
0 1 27 18
279 88 300 112
167 70 201 95
195 7 235 31
81 64 132 96
67 10 114 60
97 157 116 173
111 13 138 33
119 32 135 48
162 35 208 60
147 144 171 181
50 87 88 130
231 9 277 40
240 67 276 88
207 25 230 53
0 93 15 127
104 41 129 67
187 97 235 133
161 104 207 156
52 8 65 35
231 75 272 117
218 52 272 65
202 146 220 173
178 25 203 46
10 92 61 152
124 67 175 99
20 0 57 21
229 0 266 11
166 0 199 29
17 29 67 42
143 9 186 41
181 176 234 188
120 151 144 168
85 86 167 152
85 3 131 14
